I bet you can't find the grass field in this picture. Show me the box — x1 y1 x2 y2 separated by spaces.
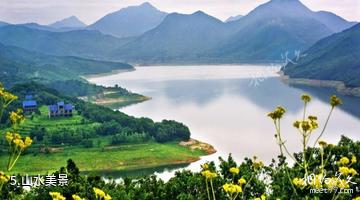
0 141 207 175
1 105 212 175
79 89 150 109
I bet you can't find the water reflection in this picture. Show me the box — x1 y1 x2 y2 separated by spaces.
88 65 360 180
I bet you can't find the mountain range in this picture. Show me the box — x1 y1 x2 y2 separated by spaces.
0 0 357 64
283 23 360 87
111 0 356 63
49 16 86 29
88 2 167 38
0 25 130 59
0 42 132 86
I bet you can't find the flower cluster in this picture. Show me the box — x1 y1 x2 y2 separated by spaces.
201 170 218 180
252 156 264 170
72 194 85 200
223 183 242 194
292 177 305 188
238 178 246 185
93 187 112 200
267 106 286 120
9 109 25 126
293 115 319 133
301 94 311 103
0 86 18 108
5 131 33 171
49 192 66 200
229 167 239 175
0 171 9 185
337 156 358 176
6 131 32 149
327 178 350 190
318 140 327 147
330 95 342 107
254 195 266 200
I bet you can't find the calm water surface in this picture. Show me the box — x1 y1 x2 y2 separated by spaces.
88 65 360 180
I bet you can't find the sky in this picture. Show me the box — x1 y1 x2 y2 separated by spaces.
0 0 359 25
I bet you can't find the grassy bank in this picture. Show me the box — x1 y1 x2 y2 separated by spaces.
79 88 150 109
0 141 212 175
1 106 215 175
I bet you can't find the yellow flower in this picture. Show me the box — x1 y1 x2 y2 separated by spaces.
93 187 106 198
0 90 18 106
301 94 311 103
293 120 301 129
49 192 66 200
72 194 84 200
255 195 266 200
339 157 350 165
292 177 305 188
222 183 242 194
318 140 327 147
238 178 246 185
339 167 350 175
201 170 217 179
9 109 25 124
0 172 9 183
351 155 357 164
5 132 13 143
353 197 360 200
253 157 264 170
349 168 358 176
325 177 338 190
24 137 33 147
267 106 286 120
310 174 323 189
229 167 239 175
201 163 209 170
338 179 349 189
104 194 112 200
330 95 342 107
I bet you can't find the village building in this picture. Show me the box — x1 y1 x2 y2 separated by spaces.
22 95 38 114
48 102 74 118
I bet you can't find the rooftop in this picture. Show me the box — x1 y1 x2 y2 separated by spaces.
23 100 37 107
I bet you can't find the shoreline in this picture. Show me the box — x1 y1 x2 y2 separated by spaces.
279 72 360 97
2 139 216 175
82 68 136 79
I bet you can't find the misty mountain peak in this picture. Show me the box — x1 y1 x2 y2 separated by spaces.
49 16 86 28
88 2 167 38
139 2 156 9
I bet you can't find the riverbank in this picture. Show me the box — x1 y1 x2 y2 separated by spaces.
0 140 216 175
79 89 151 108
280 72 360 97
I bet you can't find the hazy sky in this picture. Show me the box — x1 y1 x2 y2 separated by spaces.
0 0 359 25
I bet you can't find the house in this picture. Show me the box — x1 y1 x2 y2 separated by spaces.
48 102 74 118
22 95 38 114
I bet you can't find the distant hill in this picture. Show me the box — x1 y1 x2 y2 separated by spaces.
0 25 130 59
0 21 9 27
49 16 86 29
0 42 133 86
283 23 360 87
110 0 355 63
314 11 357 32
88 2 167 38
225 15 243 23
110 11 233 62
0 0 355 64
210 0 338 62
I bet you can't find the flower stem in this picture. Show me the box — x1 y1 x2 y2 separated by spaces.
205 179 211 200
210 179 216 200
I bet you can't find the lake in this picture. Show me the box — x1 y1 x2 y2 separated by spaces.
88 65 360 180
